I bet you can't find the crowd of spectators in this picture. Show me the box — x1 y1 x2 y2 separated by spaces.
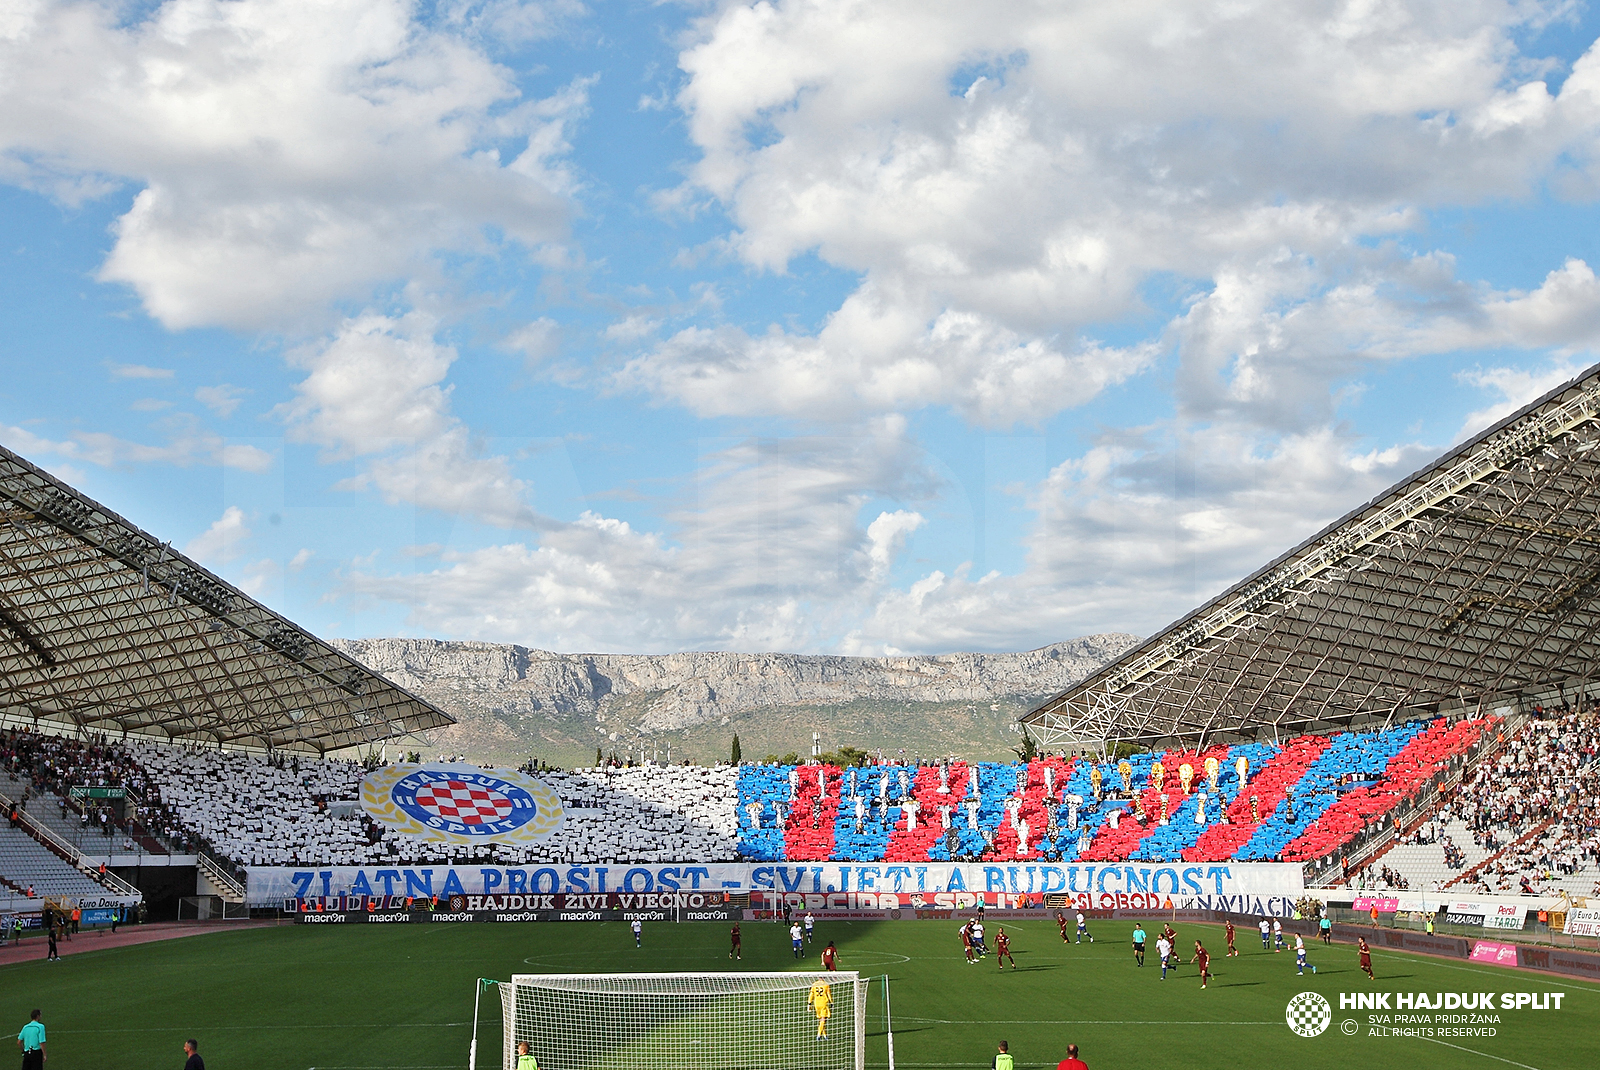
125 742 742 869
1360 863 1411 890
4 706 1579 884
2 728 152 798
0 728 186 851
1417 707 1600 896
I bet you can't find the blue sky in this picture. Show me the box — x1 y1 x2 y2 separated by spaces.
5 0 1600 655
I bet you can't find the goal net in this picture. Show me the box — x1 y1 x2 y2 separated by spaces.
498 973 867 1070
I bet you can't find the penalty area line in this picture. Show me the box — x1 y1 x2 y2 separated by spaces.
1420 1036 1544 1070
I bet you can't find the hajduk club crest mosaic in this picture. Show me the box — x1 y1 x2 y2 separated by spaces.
360 764 565 845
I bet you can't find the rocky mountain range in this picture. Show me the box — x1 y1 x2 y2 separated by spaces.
333 633 1141 768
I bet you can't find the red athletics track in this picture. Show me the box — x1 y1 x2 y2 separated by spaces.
0 919 275 967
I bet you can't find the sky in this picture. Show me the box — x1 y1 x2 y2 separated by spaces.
5 0 1600 657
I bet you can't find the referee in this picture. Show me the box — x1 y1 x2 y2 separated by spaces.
16 1009 45 1070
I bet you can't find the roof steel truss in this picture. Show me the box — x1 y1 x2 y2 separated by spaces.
1023 363 1600 753
0 445 453 753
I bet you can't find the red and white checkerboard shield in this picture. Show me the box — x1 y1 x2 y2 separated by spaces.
362 763 566 844
412 780 516 826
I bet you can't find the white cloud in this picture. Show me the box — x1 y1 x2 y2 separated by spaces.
845 423 1441 653
0 0 585 330
108 363 173 379
281 312 537 527
620 289 1159 426
282 313 460 457
195 384 247 418
603 314 662 342
502 317 562 368
0 421 272 472
336 405 1455 654
342 419 941 650
325 0 1600 651
237 557 278 596
1482 258 1600 349
632 1 1600 427
439 0 585 45
185 505 251 564
865 509 924 580
288 548 315 571
1454 357 1591 440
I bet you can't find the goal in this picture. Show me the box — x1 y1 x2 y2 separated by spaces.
497 973 867 1070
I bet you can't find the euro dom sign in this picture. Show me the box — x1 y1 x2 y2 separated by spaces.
360 764 565 846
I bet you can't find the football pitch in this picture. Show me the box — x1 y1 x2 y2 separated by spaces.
4 918 1597 1070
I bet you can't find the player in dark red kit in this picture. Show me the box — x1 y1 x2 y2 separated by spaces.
1358 937 1374 980
995 927 1016 970
1190 940 1211 989
1224 918 1238 957
1056 911 1070 943
822 940 838 971
729 922 742 960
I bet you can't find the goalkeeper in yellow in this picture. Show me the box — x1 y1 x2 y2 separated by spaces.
807 979 833 1038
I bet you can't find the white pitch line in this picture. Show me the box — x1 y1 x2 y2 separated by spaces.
897 1017 1275 1025
68 1023 468 1033
1421 1036 1546 1070
1400 957 1600 993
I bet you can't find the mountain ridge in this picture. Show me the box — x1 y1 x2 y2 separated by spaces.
331 633 1142 766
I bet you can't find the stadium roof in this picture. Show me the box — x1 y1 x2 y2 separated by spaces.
0 444 453 753
1023 361 1600 754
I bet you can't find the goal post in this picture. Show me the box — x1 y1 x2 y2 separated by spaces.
498 972 868 1070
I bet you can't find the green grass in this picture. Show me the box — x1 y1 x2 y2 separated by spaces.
4 919 1598 1070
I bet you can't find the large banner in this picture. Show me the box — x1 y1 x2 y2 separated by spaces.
285 892 736 924
1563 907 1600 937
360 764 565 846
1445 899 1529 930
246 860 1305 913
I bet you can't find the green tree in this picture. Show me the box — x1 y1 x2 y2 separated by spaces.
731 734 742 765
837 745 871 767
817 745 870 767
1012 726 1039 763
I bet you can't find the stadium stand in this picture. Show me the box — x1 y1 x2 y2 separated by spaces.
120 741 741 867
1278 715 1494 863
1398 708 1600 897
0 826 112 899
0 710 1537 880
716 720 1484 865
